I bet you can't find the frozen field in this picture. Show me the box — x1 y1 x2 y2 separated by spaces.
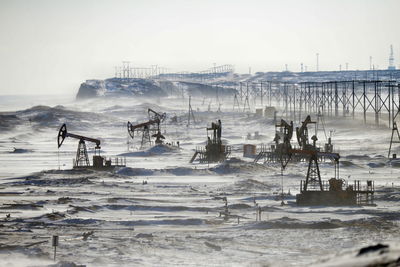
0 95 400 266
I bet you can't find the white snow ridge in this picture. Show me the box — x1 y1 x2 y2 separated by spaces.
1 91 400 267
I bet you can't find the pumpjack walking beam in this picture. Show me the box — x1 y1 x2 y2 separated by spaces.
58 124 100 149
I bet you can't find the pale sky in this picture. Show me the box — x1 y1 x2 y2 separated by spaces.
0 0 399 95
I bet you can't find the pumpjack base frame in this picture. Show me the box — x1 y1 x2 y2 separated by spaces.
191 144 231 163
73 155 126 171
73 165 126 171
296 191 357 206
296 179 375 206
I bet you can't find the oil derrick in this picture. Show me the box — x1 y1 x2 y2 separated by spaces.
304 154 323 191
76 140 90 167
388 121 400 158
141 125 151 148
190 120 231 163
127 108 166 149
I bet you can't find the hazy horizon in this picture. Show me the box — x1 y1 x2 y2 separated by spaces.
1 0 399 95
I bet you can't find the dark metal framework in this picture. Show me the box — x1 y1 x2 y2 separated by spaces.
190 120 231 163
232 80 400 128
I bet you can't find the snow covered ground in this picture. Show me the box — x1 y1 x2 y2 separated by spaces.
0 95 400 266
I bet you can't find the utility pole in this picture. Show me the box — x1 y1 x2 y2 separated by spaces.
316 53 319 72
388 44 395 70
187 96 196 127
370 56 373 70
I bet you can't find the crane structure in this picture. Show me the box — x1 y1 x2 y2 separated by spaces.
190 120 231 163
57 124 125 169
127 109 166 149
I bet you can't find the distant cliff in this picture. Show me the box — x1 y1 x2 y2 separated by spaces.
76 78 237 99
76 78 168 99
177 81 236 97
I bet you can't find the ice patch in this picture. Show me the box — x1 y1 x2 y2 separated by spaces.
367 162 385 168
9 148 34 153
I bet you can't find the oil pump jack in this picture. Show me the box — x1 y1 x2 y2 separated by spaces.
190 120 231 163
282 146 374 206
278 116 374 206
254 118 294 163
127 109 167 149
57 124 125 170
